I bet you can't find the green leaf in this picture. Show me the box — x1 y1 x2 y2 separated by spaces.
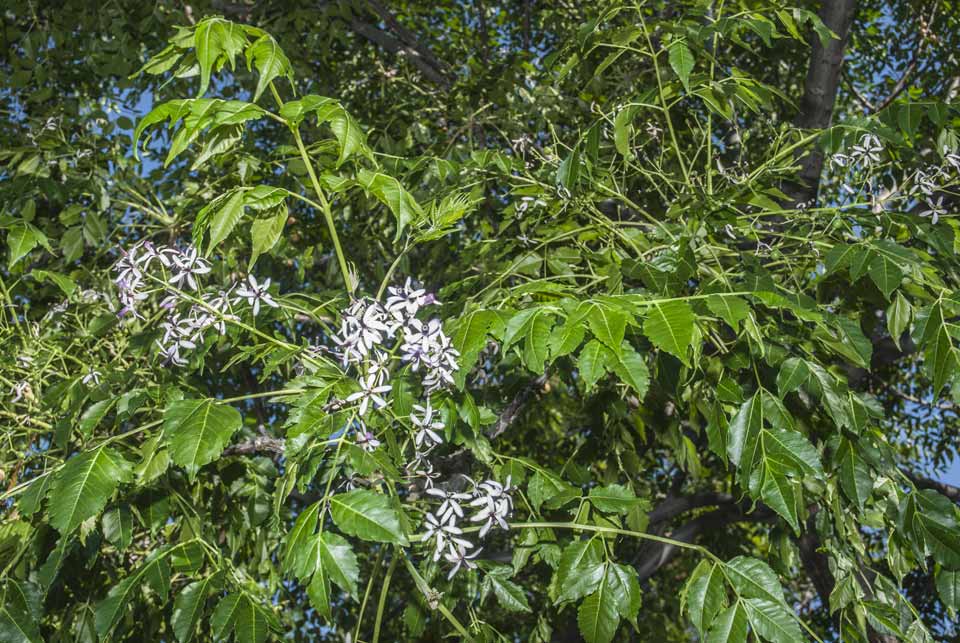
605 563 641 624
922 303 959 395
776 358 809 397
742 597 804 643
725 557 786 605
555 540 605 603
245 34 292 102
172 574 221 643
609 341 650 398
588 484 641 514
586 303 627 354
668 40 695 91
683 561 725 635
316 532 360 596
727 394 763 468
194 19 246 97
47 446 132 534
0 580 42 643
162 398 243 473
577 577 620 643
835 439 872 511
249 206 287 268
308 563 332 619
522 311 553 373
886 292 911 350
705 602 748 643
613 106 635 159
282 501 322 579
211 592 276 643
211 594 241 640
867 254 902 300
550 316 587 358
32 269 77 296
8 223 38 267
936 569 960 615
643 301 695 365
486 574 532 613
102 504 133 551
706 295 750 331
450 309 502 388
578 339 612 392
329 489 408 545
95 548 172 636
280 95 369 164
207 189 246 251
356 169 424 240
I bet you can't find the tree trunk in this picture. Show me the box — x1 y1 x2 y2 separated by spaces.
784 0 858 208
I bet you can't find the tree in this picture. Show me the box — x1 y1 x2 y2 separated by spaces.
2 1 960 641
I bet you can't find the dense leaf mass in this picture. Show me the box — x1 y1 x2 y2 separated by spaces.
2 1 960 642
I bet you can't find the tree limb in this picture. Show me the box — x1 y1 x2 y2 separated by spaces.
901 469 960 503
349 2 452 89
635 500 775 582
486 374 548 440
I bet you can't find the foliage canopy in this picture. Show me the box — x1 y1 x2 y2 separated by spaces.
2 1 960 642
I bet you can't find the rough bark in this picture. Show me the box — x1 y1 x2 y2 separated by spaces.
784 0 858 208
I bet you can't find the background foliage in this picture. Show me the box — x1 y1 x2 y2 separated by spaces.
2 0 960 641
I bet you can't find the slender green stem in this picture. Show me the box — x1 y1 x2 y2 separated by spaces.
372 550 399 643
401 556 473 641
267 82 351 291
289 127 352 290
639 12 690 185
353 546 385 643
376 239 411 300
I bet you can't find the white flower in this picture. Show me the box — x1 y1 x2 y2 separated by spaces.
830 153 852 169
155 338 187 366
850 133 883 166
943 147 960 173
411 399 445 449
385 278 431 324
81 370 101 386
468 477 514 538
10 381 31 403
908 167 940 197
333 299 393 365
426 487 471 523
234 275 279 317
421 512 473 562
443 544 481 579
168 246 211 291
345 373 392 416
354 423 381 452
920 197 946 225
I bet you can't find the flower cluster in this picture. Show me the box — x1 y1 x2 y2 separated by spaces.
112 241 278 367
422 477 515 579
829 135 958 224
328 278 513 579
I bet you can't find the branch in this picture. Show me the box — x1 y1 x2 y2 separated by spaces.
635 500 775 582
222 435 285 456
349 3 451 89
646 491 735 525
901 469 960 503
365 0 451 77
486 374 548 440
